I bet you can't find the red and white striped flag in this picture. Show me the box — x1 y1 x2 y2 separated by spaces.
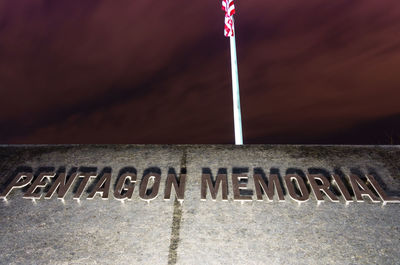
222 0 235 16
222 0 236 37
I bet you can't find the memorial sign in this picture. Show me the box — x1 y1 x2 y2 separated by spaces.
0 145 399 264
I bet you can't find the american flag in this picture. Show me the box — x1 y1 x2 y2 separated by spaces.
222 0 235 37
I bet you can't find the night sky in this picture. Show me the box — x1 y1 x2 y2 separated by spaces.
1 0 400 144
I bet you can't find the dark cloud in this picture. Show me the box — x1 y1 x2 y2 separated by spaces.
0 0 400 144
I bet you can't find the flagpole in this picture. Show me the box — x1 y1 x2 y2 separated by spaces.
229 17 243 145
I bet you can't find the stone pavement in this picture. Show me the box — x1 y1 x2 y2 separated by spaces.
0 145 399 264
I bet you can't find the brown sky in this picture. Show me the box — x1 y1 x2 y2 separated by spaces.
1 0 400 144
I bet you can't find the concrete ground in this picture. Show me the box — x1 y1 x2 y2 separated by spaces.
0 145 399 265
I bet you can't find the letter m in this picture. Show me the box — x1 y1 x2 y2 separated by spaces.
201 173 228 201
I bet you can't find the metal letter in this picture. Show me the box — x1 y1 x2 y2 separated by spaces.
201 174 228 201
164 174 186 202
139 173 161 201
331 174 353 204
232 174 252 201
307 174 339 203
23 172 55 200
254 174 285 202
349 174 380 203
284 174 309 203
73 173 97 201
366 174 400 205
114 172 136 201
87 173 111 200
0 172 33 200
44 172 78 200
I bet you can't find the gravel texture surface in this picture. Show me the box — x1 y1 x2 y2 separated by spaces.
0 145 399 265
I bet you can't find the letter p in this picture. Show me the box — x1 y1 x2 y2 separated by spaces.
0 172 33 200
